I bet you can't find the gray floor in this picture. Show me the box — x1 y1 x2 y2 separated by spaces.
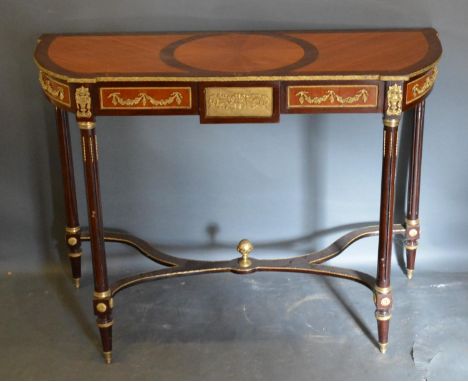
2 259 468 380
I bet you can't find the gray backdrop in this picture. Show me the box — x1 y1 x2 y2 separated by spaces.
1 0 467 278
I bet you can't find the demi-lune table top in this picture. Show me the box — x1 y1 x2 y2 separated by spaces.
34 29 441 122
35 29 441 81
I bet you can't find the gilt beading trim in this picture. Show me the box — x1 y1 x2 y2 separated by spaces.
34 56 441 84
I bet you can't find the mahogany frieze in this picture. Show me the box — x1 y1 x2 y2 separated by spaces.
39 71 71 107
287 85 378 109
99 87 192 110
406 67 438 104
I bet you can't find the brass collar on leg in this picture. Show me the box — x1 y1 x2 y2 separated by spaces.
97 320 113 328
68 251 82 258
383 118 399 128
94 289 112 299
65 226 81 234
78 121 95 130
375 312 392 321
374 285 392 294
405 218 420 227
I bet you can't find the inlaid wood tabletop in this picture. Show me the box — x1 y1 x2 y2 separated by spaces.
35 29 441 122
35 29 441 81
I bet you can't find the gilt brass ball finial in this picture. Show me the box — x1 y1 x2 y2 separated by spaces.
237 239 253 268
237 239 253 255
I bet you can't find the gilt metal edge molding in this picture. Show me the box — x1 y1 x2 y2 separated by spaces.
34 56 441 84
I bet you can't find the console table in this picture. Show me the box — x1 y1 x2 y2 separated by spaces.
34 29 442 363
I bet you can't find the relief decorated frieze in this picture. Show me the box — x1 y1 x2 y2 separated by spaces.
100 87 192 110
288 85 378 109
406 67 438 103
204 87 273 117
39 71 71 107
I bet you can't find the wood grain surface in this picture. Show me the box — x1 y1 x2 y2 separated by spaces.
35 29 441 80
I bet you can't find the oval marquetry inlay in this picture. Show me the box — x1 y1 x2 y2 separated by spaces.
167 33 317 74
287 85 378 109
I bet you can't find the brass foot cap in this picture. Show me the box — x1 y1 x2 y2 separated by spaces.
379 342 388 354
407 269 414 280
103 351 112 364
73 278 81 289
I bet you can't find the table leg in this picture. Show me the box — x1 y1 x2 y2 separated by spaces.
78 121 113 364
375 83 402 354
55 107 82 288
405 100 425 279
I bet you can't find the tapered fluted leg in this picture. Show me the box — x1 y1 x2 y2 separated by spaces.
55 107 82 287
375 83 402 354
79 120 113 364
405 100 425 279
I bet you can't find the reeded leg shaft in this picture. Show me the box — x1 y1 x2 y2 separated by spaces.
375 83 402 353
79 120 113 363
405 100 425 279
55 107 82 287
